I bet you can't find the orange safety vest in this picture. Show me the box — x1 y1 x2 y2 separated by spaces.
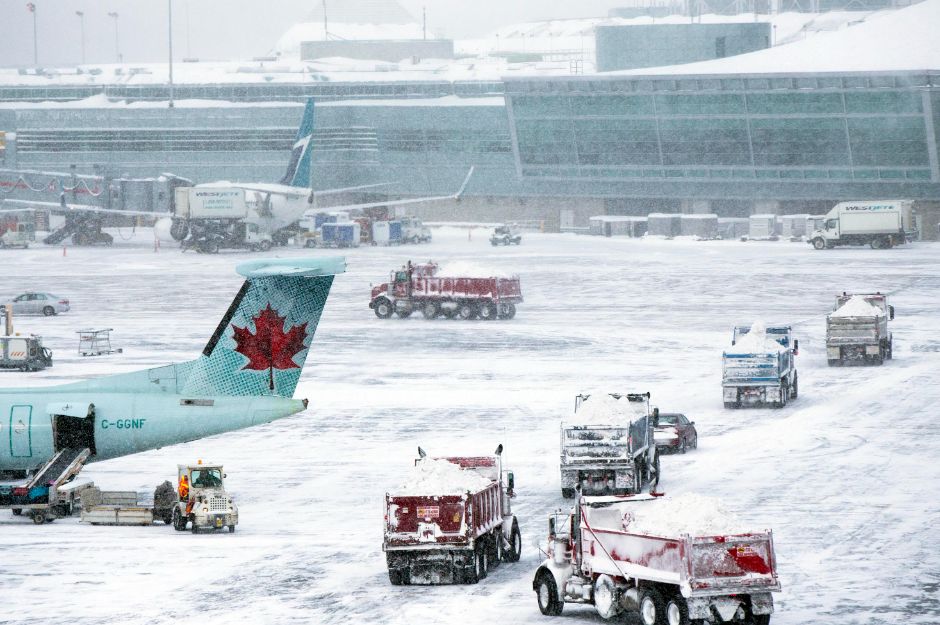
178 475 189 499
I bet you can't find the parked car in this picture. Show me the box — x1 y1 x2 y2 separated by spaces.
3 292 70 316
653 412 697 453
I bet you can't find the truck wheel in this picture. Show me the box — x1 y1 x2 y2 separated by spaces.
665 595 691 625
457 303 477 320
812 238 827 250
887 339 893 360
827 359 840 367
594 575 621 619
475 543 489 581
478 302 497 320
228 525 235 533
31 511 46 525
11 508 21 516
506 520 522 562
536 571 564 616
561 488 575 499
422 302 439 320
498 303 516 319
396 308 413 319
373 298 393 319
172 507 185 531
190 516 198 534
388 568 406 586
633 462 643 493
791 373 798 399
638 588 667 625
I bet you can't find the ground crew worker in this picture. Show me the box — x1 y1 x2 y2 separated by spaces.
178 474 189 500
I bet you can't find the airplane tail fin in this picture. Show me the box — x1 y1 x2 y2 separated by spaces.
178 257 345 398
279 98 316 188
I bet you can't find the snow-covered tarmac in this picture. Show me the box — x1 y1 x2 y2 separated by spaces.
1 228 938 625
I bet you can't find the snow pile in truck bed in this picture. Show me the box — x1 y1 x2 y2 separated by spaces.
623 493 751 536
730 321 785 353
395 459 493 495
435 261 516 279
573 393 648 425
830 295 884 318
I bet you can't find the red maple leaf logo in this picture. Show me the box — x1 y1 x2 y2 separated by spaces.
232 305 308 390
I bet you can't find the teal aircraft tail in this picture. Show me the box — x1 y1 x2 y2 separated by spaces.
177 257 345 397
279 98 315 188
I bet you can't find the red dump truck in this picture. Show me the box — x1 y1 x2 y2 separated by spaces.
533 494 781 625
383 446 522 585
370 261 522 320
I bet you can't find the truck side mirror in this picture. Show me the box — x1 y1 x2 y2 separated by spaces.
507 471 515 493
889 306 895 320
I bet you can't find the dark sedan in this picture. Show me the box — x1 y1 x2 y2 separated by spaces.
654 413 698 454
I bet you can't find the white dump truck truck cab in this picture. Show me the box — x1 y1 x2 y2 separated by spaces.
171 462 238 533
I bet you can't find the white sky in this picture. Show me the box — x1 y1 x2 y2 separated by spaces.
0 0 632 68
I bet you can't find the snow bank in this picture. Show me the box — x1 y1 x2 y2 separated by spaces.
395 459 492 495
732 321 784 353
831 295 884 318
623 493 750 536
574 393 648 425
435 261 515 279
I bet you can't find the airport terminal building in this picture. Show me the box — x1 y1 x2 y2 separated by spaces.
1 1 938 235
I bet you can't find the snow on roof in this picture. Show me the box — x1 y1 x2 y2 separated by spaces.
750 214 778 219
572 393 649 425
616 0 940 75
395 458 493 495
831 295 885 318
681 214 718 219
619 493 751 536
731 321 785 353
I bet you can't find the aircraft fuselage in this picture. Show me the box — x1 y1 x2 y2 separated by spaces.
0 388 305 471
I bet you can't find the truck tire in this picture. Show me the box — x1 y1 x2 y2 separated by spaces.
190 515 198 534
506 520 522 562
791 372 798 399
887 338 893 360
633 462 643 493
478 302 497 320
469 543 488 583
422 302 439 320
373 298 393 319
561 488 575 499
594 575 621 619
388 568 406 586
396 307 412 319
172 507 185 531
498 303 516 319
665 595 691 625
638 588 667 625
536 571 564 616
812 238 827 250
31 511 46 525
11 508 21 516
457 303 477 320
228 525 235 533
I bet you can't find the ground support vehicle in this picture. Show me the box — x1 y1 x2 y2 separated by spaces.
491 224 522 246
533 494 781 624
0 447 90 523
383 447 522 585
0 335 52 371
827 293 894 366
560 393 658 499
78 480 176 525
810 200 914 250
723 325 798 409
170 462 238 534
180 220 273 254
370 261 523 320
400 216 432 244
653 412 698 454
318 222 361 248
0 218 35 248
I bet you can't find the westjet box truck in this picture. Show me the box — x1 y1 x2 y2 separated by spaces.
809 200 914 250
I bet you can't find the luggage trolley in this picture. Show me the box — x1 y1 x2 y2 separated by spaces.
77 328 123 357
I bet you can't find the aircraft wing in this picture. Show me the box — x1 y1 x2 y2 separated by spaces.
315 167 474 213
230 181 392 198
0 199 170 218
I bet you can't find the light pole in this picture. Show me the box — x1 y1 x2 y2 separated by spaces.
167 0 175 108
26 2 38 66
75 11 85 64
108 11 121 63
